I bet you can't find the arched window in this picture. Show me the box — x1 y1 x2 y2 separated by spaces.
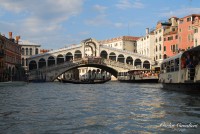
30 48 32 55
35 48 39 54
26 48 28 55
22 48 24 55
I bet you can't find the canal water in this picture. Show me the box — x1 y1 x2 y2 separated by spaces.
0 82 200 134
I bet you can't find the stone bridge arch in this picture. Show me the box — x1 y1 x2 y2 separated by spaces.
52 64 118 82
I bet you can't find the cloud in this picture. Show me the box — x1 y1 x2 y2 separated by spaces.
93 5 107 13
0 0 84 48
116 0 145 10
159 7 200 18
84 14 110 26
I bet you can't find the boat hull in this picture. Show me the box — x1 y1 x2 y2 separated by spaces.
162 83 200 91
118 79 158 83
58 79 111 84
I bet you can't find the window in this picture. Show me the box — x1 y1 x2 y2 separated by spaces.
164 46 166 51
175 58 179 71
30 48 32 55
168 36 173 41
22 48 24 55
35 48 38 54
179 28 182 32
159 36 162 41
26 48 28 55
159 44 161 51
187 17 191 22
194 28 198 33
164 38 166 41
159 54 161 59
175 35 178 39
170 60 174 72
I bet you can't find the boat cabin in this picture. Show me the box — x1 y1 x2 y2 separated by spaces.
159 45 200 83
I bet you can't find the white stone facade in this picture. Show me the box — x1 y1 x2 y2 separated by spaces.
154 24 164 65
19 40 41 71
137 28 155 61
99 36 138 52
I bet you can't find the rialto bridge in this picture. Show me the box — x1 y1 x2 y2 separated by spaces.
28 38 153 82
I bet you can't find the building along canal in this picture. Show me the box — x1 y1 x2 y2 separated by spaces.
0 81 200 133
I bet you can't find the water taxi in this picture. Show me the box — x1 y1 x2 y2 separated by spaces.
159 45 200 91
118 69 159 83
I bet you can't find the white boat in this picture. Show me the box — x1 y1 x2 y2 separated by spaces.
118 69 159 83
159 45 200 91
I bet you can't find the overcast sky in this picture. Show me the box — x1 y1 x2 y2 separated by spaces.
0 0 200 49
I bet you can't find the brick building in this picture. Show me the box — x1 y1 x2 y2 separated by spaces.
0 32 24 82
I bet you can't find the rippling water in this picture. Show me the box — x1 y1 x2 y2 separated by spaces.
0 82 200 134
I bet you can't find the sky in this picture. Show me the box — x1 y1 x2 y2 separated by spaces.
0 0 200 49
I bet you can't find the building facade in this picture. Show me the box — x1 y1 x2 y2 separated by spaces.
0 32 23 82
163 17 179 58
178 14 200 50
99 36 139 52
154 22 165 65
193 16 200 47
19 40 41 71
137 28 155 61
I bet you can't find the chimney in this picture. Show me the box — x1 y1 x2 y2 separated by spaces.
9 32 12 39
146 28 149 35
15 36 20 44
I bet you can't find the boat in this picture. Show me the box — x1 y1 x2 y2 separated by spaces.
159 45 200 91
118 69 159 83
58 78 111 84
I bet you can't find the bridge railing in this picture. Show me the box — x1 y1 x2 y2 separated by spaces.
103 59 134 70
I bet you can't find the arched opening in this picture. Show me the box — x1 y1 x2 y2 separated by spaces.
100 50 108 59
117 54 125 63
48 56 55 66
57 54 64 64
126 56 133 65
29 60 37 70
66 52 73 61
109 52 116 61
38 58 46 68
74 50 82 59
134 59 142 68
143 60 150 69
